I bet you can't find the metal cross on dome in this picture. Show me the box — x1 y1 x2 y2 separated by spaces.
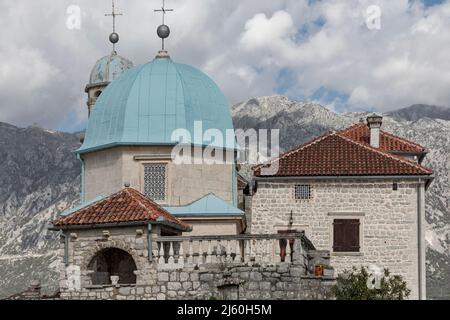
154 0 174 25
105 0 123 52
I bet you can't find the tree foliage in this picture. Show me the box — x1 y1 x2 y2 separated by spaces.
332 266 411 300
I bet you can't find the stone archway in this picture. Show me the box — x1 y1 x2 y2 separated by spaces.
87 248 137 285
82 240 143 271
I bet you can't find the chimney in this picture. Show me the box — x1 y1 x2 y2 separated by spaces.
367 114 383 148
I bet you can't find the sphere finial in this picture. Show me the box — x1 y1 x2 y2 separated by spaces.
157 25 170 39
109 32 119 44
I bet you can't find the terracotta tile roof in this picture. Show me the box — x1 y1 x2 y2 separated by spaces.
339 123 425 153
53 188 191 230
253 131 432 177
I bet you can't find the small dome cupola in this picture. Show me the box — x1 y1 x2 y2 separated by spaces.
87 53 133 86
85 0 133 117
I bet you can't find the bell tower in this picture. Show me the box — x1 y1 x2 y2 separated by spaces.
85 0 133 117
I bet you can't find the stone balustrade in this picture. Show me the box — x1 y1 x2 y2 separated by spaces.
154 232 315 270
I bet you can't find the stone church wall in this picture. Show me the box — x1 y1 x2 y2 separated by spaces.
57 226 335 300
59 264 334 300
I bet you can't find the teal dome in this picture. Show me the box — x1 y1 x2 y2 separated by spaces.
78 57 235 154
89 52 133 85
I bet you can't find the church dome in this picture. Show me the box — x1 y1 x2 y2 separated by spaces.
78 57 235 154
88 52 133 85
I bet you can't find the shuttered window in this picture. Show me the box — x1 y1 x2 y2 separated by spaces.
333 219 360 252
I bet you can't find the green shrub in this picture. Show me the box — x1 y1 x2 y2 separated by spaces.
332 266 411 300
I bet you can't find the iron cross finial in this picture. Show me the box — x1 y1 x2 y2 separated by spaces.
105 0 123 52
154 0 174 25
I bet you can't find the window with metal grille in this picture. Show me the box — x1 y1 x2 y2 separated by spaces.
143 164 167 202
294 185 312 200
333 219 360 252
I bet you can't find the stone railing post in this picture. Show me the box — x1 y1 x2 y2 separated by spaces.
199 240 204 265
154 232 316 269
285 242 292 263
158 242 165 265
187 240 194 265
206 240 212 264
235 240 242 263
274 239 281 263
178 242 185 266
168 242 175 265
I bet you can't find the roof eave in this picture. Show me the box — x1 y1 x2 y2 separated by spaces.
76 142 238 155
254 174 434 181
85 81 111 92
175 214 245 218
50 220 191 232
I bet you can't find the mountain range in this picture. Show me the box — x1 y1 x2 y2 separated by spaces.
0 96 449 299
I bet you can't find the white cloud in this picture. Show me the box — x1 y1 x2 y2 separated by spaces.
0 0 449 131
241 11 295 51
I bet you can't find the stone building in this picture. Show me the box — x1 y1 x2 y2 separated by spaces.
50 2 335 301
251 115 433 300
47 2 432 301
51 187 334 300
75 20 246 235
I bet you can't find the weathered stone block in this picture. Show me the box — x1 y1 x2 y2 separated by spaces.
260 282 272 291
180 272 190 282
182 282 193 291
190 273 199 281
157 293 166 300
199 273 214 282
250 272 262 281
136 287 144 295
158 272 169 282
290 268 303 277
167 282 182 291
247 282 259 290
119 287 131 295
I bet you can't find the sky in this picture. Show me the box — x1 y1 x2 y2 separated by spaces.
0 0 450 132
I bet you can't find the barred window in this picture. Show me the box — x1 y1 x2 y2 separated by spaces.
294 185 312 200
144 164 167 202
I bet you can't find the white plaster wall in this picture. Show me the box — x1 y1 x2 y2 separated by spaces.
83 146 235 206
182 220 242 236
83 148 123 201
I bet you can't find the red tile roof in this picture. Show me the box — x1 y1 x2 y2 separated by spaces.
53 188 190 230
339 123 425 153
253 131 432 177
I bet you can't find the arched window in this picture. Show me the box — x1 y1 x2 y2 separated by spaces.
88 248 137 285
